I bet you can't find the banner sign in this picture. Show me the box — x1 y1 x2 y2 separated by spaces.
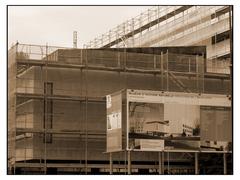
106 92 122 152
126 89 231 151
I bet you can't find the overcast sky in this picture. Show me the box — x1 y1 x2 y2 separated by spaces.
8 6 150 48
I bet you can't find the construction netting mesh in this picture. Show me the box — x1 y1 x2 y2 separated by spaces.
8 43 230 174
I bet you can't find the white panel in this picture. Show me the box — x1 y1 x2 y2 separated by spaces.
127 89 230 107
140 139 164 151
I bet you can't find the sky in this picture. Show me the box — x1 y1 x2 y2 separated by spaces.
8 6 150 48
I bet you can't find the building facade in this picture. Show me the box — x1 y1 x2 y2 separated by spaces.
8 44 232 174
85 6 232 74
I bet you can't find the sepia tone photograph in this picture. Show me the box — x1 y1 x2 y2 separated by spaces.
7 5 233 175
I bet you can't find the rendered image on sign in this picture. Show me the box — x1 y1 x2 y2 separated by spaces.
126 89 231 152
105 89 231 153
128 103 166 151
129 103 166 134
128 102 200 151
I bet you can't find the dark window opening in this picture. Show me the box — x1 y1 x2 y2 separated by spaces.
211 6 230 19
216 53 230 60
212 30 230 45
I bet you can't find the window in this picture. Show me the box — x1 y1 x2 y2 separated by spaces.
211 30 230 45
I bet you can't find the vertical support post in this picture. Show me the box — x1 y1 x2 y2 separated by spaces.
196 55 199 93
124 150 127 174
161 51 164 91
44 44 48 175
195 152 199 175
117 51 120 67
127 151 131 175
85 49 88 175
80 49 83 65
131 18 135 46
228 7 232 150
167 152 170 174
109 30 111 45
223 153 227 175
166 50 169 92
157 6 160 29
110 153 113 175
202 52 205 93
13 42 18 175
39 65 43 173
229 6 232 94
158 152 162 174
124 48 127 70
162 152 165 174
188 57 191 73
154 55 156 69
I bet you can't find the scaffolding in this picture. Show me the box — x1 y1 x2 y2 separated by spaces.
84 6 232 74
8 43 231 174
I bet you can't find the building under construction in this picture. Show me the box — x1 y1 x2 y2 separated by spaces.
85 6 231 74
8 5 232 175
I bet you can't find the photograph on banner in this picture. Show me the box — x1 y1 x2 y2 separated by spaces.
126 89 232 152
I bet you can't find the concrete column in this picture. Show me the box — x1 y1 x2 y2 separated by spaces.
195 152 199 175
223 153 227 175
110 152 113 175
127 151 131 175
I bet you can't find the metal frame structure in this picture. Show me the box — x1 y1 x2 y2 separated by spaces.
108 150 231 175
8 43 231 174
106 89 232 175
85 6 232 74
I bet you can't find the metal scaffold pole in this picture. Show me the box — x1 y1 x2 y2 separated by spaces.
127 151 131 175
110 152 113 174
44 44 48 174
161 51 164 91
166 50 169 92
167 152 170 174
158 152 162 174
79 49 83 174
13 42 18 175
196 55 199 92
85 49 88 174
223 153 227 175
162 152 165 174
195 152 199 175
124 150 126 174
